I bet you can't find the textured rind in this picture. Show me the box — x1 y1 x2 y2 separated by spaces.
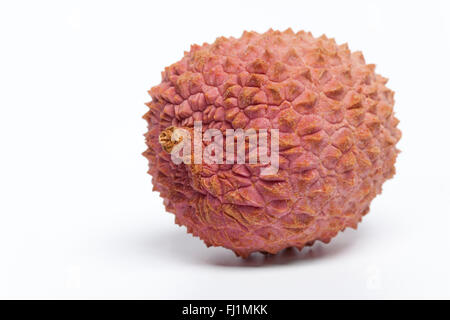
143 29 401 258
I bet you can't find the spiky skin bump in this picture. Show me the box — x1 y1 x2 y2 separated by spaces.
143 29 401 258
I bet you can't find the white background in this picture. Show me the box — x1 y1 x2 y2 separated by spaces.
0 0 449 299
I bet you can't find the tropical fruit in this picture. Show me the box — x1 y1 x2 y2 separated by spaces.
143 29 401 257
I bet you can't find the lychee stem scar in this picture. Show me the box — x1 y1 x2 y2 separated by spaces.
159 126 183 153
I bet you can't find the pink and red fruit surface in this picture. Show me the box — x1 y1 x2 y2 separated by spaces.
143 29 401 258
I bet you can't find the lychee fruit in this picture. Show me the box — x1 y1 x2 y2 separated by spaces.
143 29 401 258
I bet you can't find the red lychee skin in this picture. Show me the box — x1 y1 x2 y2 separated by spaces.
143 29 401 258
